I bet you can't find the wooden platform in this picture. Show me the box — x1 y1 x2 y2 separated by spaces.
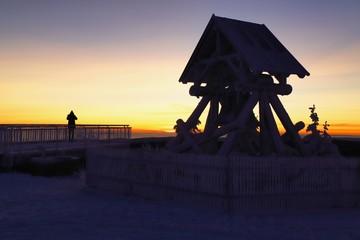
0 124 132 170
0 139 129 170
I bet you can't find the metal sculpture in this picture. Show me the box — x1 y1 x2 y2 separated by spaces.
167 15 311 156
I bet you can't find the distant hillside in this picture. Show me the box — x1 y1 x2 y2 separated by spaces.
332 138 360 157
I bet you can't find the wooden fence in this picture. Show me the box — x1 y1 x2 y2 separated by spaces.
86 148 360 211
0 124 131 169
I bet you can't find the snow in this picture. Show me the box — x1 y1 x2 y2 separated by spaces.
1 172 360 240
30 156 79 164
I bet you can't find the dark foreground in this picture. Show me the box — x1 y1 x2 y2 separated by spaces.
1 172 360 240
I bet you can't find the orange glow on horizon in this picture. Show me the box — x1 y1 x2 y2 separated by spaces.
1 120 359 138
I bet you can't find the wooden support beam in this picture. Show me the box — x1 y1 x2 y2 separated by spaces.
167 96 211 152
186 95 211 127
269 94 310 156
262 94 286 155
217 131 238 156
259 92 271 155
216 92 259 155
173 93 259 155
235 82 292 96
203 98 220 154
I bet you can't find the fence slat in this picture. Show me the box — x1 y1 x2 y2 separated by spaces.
86 148 360 211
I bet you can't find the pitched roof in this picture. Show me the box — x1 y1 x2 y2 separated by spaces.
179 15 310 83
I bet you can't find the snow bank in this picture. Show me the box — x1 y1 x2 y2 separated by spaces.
1 173 360 240
14 156 80 177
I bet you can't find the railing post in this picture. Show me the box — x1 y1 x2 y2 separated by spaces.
0 127 3 151
19 127 23 158
98 126 100 141
55 126 59 151
19 127 22 144
10 127 13 144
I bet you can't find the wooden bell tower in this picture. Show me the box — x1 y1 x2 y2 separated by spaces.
167 15 310 156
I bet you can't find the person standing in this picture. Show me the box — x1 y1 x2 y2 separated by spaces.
67 110 78 141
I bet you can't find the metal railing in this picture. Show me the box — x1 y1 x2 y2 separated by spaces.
0 124 131 150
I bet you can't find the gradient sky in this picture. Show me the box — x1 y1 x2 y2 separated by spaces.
1 0 359 136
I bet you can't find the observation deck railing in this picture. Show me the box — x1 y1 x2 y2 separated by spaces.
0 124 131 152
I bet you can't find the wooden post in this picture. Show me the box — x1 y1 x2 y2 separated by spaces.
203 97 220 154
259 91 270 155
269 94 310 156
167 95 211 150
217 92 259 155
262 94 286 155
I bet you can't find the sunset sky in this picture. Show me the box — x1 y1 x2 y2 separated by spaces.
1 0 359 136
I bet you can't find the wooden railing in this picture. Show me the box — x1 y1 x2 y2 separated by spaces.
0 124 131 150
87 148 360 211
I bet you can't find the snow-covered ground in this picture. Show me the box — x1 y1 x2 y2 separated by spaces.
1 172 360 240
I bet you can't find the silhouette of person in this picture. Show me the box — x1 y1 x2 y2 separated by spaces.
67 110 77 141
